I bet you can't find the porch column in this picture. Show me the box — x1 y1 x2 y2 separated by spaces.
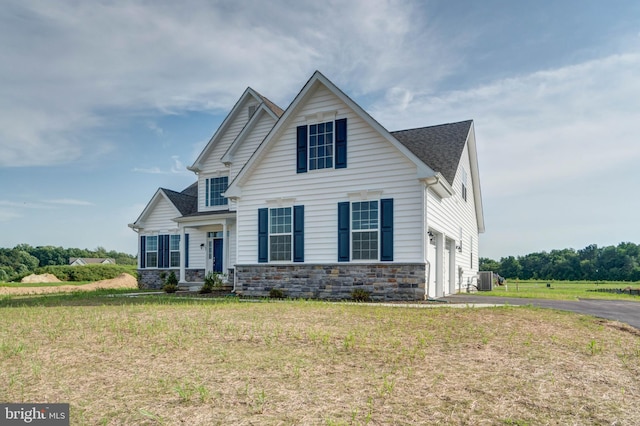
222 220 228 275
179 226 186 283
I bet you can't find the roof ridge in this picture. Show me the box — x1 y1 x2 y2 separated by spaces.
391 119 473 134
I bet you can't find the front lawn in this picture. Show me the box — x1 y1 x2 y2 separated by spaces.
474 279 640 301
1 295 639 424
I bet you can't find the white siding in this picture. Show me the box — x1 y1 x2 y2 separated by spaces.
426 142 481 292
185 229 206 270
236 85 424 264
229 111 276 182
198 97 257 212
142 197 179 231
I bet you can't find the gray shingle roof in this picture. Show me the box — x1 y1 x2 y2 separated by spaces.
161 185 197 216
391 120 472 185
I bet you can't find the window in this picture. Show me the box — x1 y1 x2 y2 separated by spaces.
269 207 292 261
206 176 229 207
309 121 333 170
338 199 393 262
170 235 180 268
141 234 184 269
258 206 304 263
461 168 468 201
352 201 379 260
146 236 158 268
297 118 347 173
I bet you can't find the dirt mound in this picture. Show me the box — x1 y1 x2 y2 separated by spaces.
2 273 137 296
21 273 62 283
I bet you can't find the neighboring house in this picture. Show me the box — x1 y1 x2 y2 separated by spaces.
129 71 484 300
69 258 116 266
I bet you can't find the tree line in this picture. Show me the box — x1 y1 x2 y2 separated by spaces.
0 244 136 282
480 242 640 281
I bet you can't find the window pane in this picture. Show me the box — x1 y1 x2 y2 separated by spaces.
207 176 228 206
308 120 333 170
146 236 158 251
170 252 180 268
352 231 378 260
146 252 158 268
170 235 180 251
270 235 291 261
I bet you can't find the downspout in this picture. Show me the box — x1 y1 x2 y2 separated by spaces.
423 176 439 301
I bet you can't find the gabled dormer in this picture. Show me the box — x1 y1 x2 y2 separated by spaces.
188 88 283 213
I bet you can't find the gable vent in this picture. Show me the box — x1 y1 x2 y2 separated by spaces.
248 105 257 118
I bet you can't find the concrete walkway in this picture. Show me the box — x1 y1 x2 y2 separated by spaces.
442 294 640 330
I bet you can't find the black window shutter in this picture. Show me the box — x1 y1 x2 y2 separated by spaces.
157 235 164 268
380 198 394 261
337 202 350 262
159 235 169 268
258 208 268 263
335 118 347 169
185 233 189 268
296 125 308 173
293 205 304 262
140 236 146 269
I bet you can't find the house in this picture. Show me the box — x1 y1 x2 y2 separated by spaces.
129 71 484 300
69 258 116 266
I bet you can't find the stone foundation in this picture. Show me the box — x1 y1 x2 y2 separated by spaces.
235 263 426 301
137 269 206 289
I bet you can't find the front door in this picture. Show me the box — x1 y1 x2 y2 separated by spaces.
207 232 224 274
213 239 223 273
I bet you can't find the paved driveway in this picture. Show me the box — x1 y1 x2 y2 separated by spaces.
442 295 640 330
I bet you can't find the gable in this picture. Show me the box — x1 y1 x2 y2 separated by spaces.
189 88 282 174
129 188 184 230
225 71 438 198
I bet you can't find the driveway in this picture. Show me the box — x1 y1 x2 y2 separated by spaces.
441 295 640 330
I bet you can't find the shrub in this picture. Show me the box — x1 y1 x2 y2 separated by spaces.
33 264 137 282
351 288 371 302
200 272 223 294
162 271 179 293
269 288 285 299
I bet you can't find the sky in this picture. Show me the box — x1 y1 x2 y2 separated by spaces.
1 0 639 260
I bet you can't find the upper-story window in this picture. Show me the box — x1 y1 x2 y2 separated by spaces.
297 118 347 173
461 168 468 202
309 121 333 170
206 176 229 207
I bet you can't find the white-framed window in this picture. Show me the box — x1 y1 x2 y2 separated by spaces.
309 121 334 170
170 235 180 268
146 236 158 268
461 168 468 201
352 200 379 260
206 176 229 207
269 207 292 261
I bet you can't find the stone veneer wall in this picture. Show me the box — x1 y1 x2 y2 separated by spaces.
235 263 426 301
137 269 206 289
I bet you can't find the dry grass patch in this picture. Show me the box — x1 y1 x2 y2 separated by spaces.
1 300 639 425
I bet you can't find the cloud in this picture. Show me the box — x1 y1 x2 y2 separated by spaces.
371 51 640 198
133 156 191 175
0 0 453 168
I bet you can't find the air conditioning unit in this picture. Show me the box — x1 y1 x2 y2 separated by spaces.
478 271 494 291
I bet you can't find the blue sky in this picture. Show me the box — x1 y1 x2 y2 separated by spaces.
1 0 639 260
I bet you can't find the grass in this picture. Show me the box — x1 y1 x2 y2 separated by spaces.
474 279 640 301
1 292 639 424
